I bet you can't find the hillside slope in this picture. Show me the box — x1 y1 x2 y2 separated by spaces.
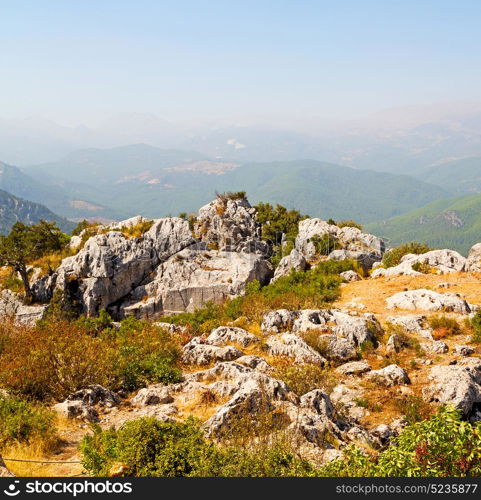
24 148 450 223
417 157 481 195
0 189 75 234
366 192 481 254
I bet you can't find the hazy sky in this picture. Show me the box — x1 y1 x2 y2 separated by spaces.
2 0 481 126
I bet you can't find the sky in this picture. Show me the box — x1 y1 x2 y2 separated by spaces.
1 0 481 127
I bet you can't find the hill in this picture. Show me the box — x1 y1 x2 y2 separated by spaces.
0 189 75 234
24 147 450 224
416 157 481 195
366 192 481 254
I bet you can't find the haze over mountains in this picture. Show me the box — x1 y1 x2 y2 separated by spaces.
1 102 481 253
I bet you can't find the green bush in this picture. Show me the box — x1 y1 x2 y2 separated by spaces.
320 406 481 477
382 242 431 268
337 220 363 230
309 234 340 256
0 396 56 450
80 417 315 477
471 310 481 343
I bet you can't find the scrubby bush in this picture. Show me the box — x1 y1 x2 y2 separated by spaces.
428 315 462 339
80 417 315 477
382 242 432 268
273 361 335 396
0 318 182 400
337 220 363 230
320 406 481 477
470 310 481 343
393 395 433 424
0 396 57 451
309 234 340 256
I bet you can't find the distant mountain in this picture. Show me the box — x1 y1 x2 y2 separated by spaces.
366 193 481 255
0 189 75 235
416 157 481 195
24 147 450 223
0 161 125 222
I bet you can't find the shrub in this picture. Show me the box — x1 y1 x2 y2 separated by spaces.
0 396 57 451
80 417 316 477
320 406 481 477
354 397 382 412
273 361 335 396
393 395 433 424
470 310 481 343
337 220 363 230
309 234 339 256
382 242 432 268
161 301 226 335
0 318 182 400
428 315 462 339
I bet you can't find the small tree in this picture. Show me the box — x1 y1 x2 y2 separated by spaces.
0 220 67 300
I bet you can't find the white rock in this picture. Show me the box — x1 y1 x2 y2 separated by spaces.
386 289 473 313
264 333 326 365
367 364 410 386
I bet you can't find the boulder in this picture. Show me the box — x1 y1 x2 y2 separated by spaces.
386 314 427 333
386 289 473 313
372 249 466 278
206 326 259 347
261 308 382 346
264 333 326 365
53 400 99 422
272 249 308 282
340 270 361 282
120 248 273 318
235 355 272 373
67 385 120 408
181 337 243 365
386 334 409 354
422 358 481 415
455 345 475 356
131 385 175 406
0 289 48 326
367 364 410 386
466 243 481 272
335 361 371 376
295 218 384 269
318 334 358 362
421 341 449 354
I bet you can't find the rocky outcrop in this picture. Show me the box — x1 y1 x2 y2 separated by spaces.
367 364 410 386
422 358 481 415
466 243 481 272
194 197 271 256
295 218 385 269
372 249 466 278
340 270 361 282
272 249 308 281
120 248 272 318
0 289 48 326
182 337 244 365
386 289 474 313
335 361 371 376
206 326 259 347
318 334 358 362
264 333 326 364
261 308 382 346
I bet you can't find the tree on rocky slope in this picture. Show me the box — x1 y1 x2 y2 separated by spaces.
0 220 68 300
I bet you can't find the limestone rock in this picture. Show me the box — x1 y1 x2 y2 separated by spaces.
264 333 326 365
194 197 270 256
466 243 481 272
340 270 361 282
386 334 409 354
372 249 466 278
386 314 427 333
182 337 243 365
0 289 48 326
53 400 99 422
131 385 175 406
367 364 410 386
67 385 120 408
421 340 449 354
318 334 358 363
422 358 481 415
335 361 371 376
206 326 259 347
386 289 473 313
120 248 272 318
295 218 384 269
272 249 308 282
455 345 475 356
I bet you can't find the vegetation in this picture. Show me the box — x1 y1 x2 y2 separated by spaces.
0 316 182 400
470 310 481 343
309 234 340 256
381 242 432 268
428 315 462 339
0 396 57 452
254 202 308 265
336 220 363 230
320 406 481 477
80 417 315 477
273 361 335 396
0 221 69 299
